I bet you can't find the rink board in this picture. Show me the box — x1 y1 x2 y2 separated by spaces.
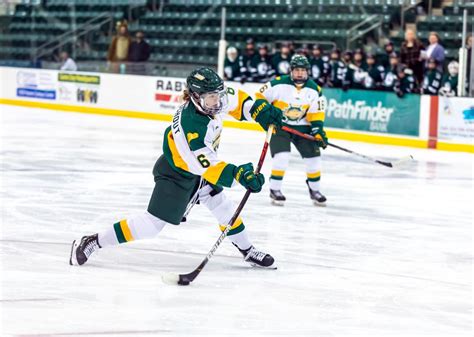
0 66 472 152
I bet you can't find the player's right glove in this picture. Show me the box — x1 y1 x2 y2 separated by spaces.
310 122 328 149
233 163 265 193
251 99 283 130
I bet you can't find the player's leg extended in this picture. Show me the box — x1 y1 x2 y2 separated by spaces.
269 128 291 205
198 184 276 269
70 155 200 266
69 212 168 266
292 131 327 206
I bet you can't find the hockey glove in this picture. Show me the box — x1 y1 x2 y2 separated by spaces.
233 163 265 193
310 122 328 149
251 99 283 131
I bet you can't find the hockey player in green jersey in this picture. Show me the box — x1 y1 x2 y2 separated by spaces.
223 46 243 82
271 42 292 76
256 55 328 206
70 67 283 269
394 65 416 98
327 48 346 88
422 58 443 95
439 61 459 97
309 45 330 87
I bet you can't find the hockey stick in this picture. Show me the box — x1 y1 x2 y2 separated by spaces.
281 126 413 168
162 124 275 286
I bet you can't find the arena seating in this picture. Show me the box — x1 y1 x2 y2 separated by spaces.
0 0 470 68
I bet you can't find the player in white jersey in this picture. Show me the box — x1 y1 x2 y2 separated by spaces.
69 67 283 269
256 55 329 206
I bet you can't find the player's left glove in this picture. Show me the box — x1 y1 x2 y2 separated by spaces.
233 163 265 193
251 99 283 131
310 122 328 149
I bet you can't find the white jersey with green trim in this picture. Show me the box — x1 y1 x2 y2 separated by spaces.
163 86 258 187
256 75 326 127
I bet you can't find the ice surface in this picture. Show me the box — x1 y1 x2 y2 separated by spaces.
0 105 472 337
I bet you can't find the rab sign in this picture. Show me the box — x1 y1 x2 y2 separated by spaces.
155 78 186 113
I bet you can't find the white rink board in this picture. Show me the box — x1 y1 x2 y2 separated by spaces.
0 66 433 141
0 105 472 337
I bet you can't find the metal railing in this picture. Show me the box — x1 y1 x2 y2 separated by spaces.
346 14 383 49
31 12 114 61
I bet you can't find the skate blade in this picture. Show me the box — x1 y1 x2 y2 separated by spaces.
271 200 285 206
69 240 78 265
248 262 278 270
313 200 327 207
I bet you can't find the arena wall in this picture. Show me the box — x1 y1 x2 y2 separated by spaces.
0 67 472 153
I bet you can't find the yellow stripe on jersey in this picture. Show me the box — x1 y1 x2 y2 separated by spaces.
271 169 285 177
307 171 321 179
167 130 190 172
202 161 228 185
255 92 266 100
228 89 250 121
120 219 135 242
219 217 243 232
272 100 289 111
306 111 325 122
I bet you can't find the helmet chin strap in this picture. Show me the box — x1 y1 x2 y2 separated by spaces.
190 94 207 114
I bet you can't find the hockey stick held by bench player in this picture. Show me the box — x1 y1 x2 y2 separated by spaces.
162 124 275 286
281 126 413 168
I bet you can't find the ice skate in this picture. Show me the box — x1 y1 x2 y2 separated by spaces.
69 234 101 266
235 244 277 269
270 189 286 206
306 180 327 206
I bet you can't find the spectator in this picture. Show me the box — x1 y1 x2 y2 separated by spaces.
378 41 394 69
364 53 385 90
342 50 354 90
224 46 242 82
353 48 367 70
342 49 353 65
250 44 274 83
128 31 151 75
439 61 459 97
309 45 330 87
128 31 151 62
107 24 132 72
383 52 400 91
59 51 77 71
271 42 291 76
400 28 424 85
421 32 445 71
327 48 346 88
238 38 256 82
394 64 416 97
350 49 368 89
421 58 443 95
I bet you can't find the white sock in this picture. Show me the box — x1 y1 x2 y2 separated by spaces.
304 156 322 191
199 185 252 251
229 230 252 251
98 212 167 248
270 152 290 191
